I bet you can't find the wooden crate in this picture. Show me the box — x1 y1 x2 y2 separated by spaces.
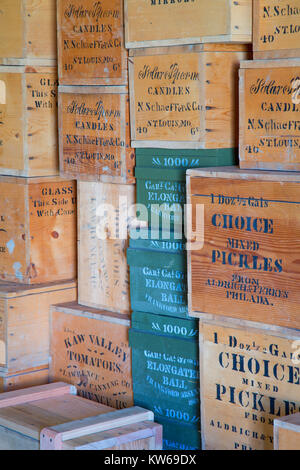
274 413 300 450
253 0 300 59
0 176 77 284
57 0 128 86
0 0 57 61
0 281 76 380
161 418 201 451
187 167 300 330
129 311 200 445
127 229 188 318
0 64 59 177
0 367 49 393
135 148 237 228
78 181 135 312
58 85 135 183
239 59 300 171
129 44 250 149
50 302 133 410
125 0 252 48
0 382 162 450
199 315 300 450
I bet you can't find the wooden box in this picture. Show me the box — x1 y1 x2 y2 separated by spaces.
0 0 56 61
0 176 77 284
127 229 188 318
239 59 300 171
253 0 300 59
0 64 59 177
50 302 134 410
125 0 252 48
0 281 76 382
274 413 300 450
187 167 300 330
57 0 128 86
161 418 201 451
0 382 162 450
129 311 200 449
199 315 300 450
0 367 49 393
135 148 237 228
78 181 135 312
129 44 250 149
58 85 135 183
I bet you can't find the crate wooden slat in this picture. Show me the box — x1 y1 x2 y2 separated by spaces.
253 0 300 59
0 0 57 61
125 0 252 48
58 85 135 183
0 368 49 393
274 413 300 450
0 176 77 284
0 64 59 177
129 44 250 149
57 0 128 86
0 382 162 450
187 166 300 329
78 181 134 312
50 302 133 409
199 314 300 450
239 58 300 171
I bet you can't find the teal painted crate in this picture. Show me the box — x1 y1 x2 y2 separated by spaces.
135 148 237 229
160 418 201 451
127 229 187 317
129 312 200 440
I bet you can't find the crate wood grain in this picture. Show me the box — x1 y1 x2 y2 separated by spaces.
129 312 200 433
274 413 300 450
0 382 162 450
0 367 49 393
127 229 188 317
239 59 300 171
78 181 135 312
0 64 59 177
125 0 252 48
57 0 128 86
0 0 57 61
187 167 300 330
135 148 237 228
129 44 250 149
58 85 135 183
0 281 76 379
0 176 77 284
50 302 133 410
253 0 300 59
199 315 300 450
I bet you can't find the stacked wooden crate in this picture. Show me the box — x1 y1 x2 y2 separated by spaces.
0 0 77 391
50 0 135 411
186 0 300 450
124 0 252 450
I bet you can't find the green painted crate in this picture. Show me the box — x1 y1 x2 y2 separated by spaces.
127 229 187 317
160 418 201 451
135 148 237 229
129 311 200 449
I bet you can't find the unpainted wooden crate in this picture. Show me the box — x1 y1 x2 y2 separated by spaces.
50 302 133 410
129 44 250 149
274 413 300 450
239 58 300 170
58 85 135 183
125 0 252 48
253 0 300 59
199 314 300 450
0 382 162 450
0 176 77 284
57 0 128 85
0 64 59 177
187 166 300 330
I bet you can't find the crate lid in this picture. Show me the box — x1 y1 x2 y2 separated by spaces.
0 280 76 300
51 302 130 326
131 311 198 340
187 166 300 182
